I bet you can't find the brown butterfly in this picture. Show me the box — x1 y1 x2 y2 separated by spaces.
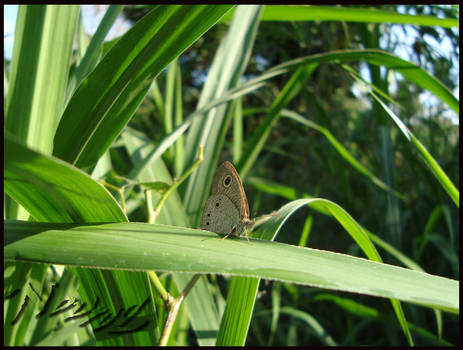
201 161 254 240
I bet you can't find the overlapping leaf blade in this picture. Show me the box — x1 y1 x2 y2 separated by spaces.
53 5 233 170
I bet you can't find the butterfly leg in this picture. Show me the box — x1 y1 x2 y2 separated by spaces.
221 225 237 240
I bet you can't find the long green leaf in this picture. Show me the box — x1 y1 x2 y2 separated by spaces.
5 5 79 220
5 5 78 154
4 134 126 222
267 50 458 114
369 89 459 206
215 277 259 346
5 220 458 315
221 5 459 28
53 5 233 170
66 5 124 99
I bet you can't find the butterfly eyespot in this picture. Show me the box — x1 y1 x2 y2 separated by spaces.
206 222 210 225
223 175 232 187
216 202 219 207
207 213 210 217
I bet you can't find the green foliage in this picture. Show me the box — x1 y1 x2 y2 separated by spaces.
4 4 458 346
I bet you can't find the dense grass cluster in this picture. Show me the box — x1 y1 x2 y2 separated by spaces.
4 5 458 346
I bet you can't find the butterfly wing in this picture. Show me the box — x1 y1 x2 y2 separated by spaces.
201 194 241 235
211 161 250 220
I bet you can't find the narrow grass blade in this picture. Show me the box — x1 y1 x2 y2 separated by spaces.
53 5 233 170
313 293 379 318
67 5 123 99
255 306 337 345
267 49 458 114
281 109 408 202
370 91 459 207
237 64 315 178
5 5 79 154
221 5 459 28
4 5 79 220
174 62 185 176
215 277 259 346
4 262 47 346
28 269 80 345
232 95 244 163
